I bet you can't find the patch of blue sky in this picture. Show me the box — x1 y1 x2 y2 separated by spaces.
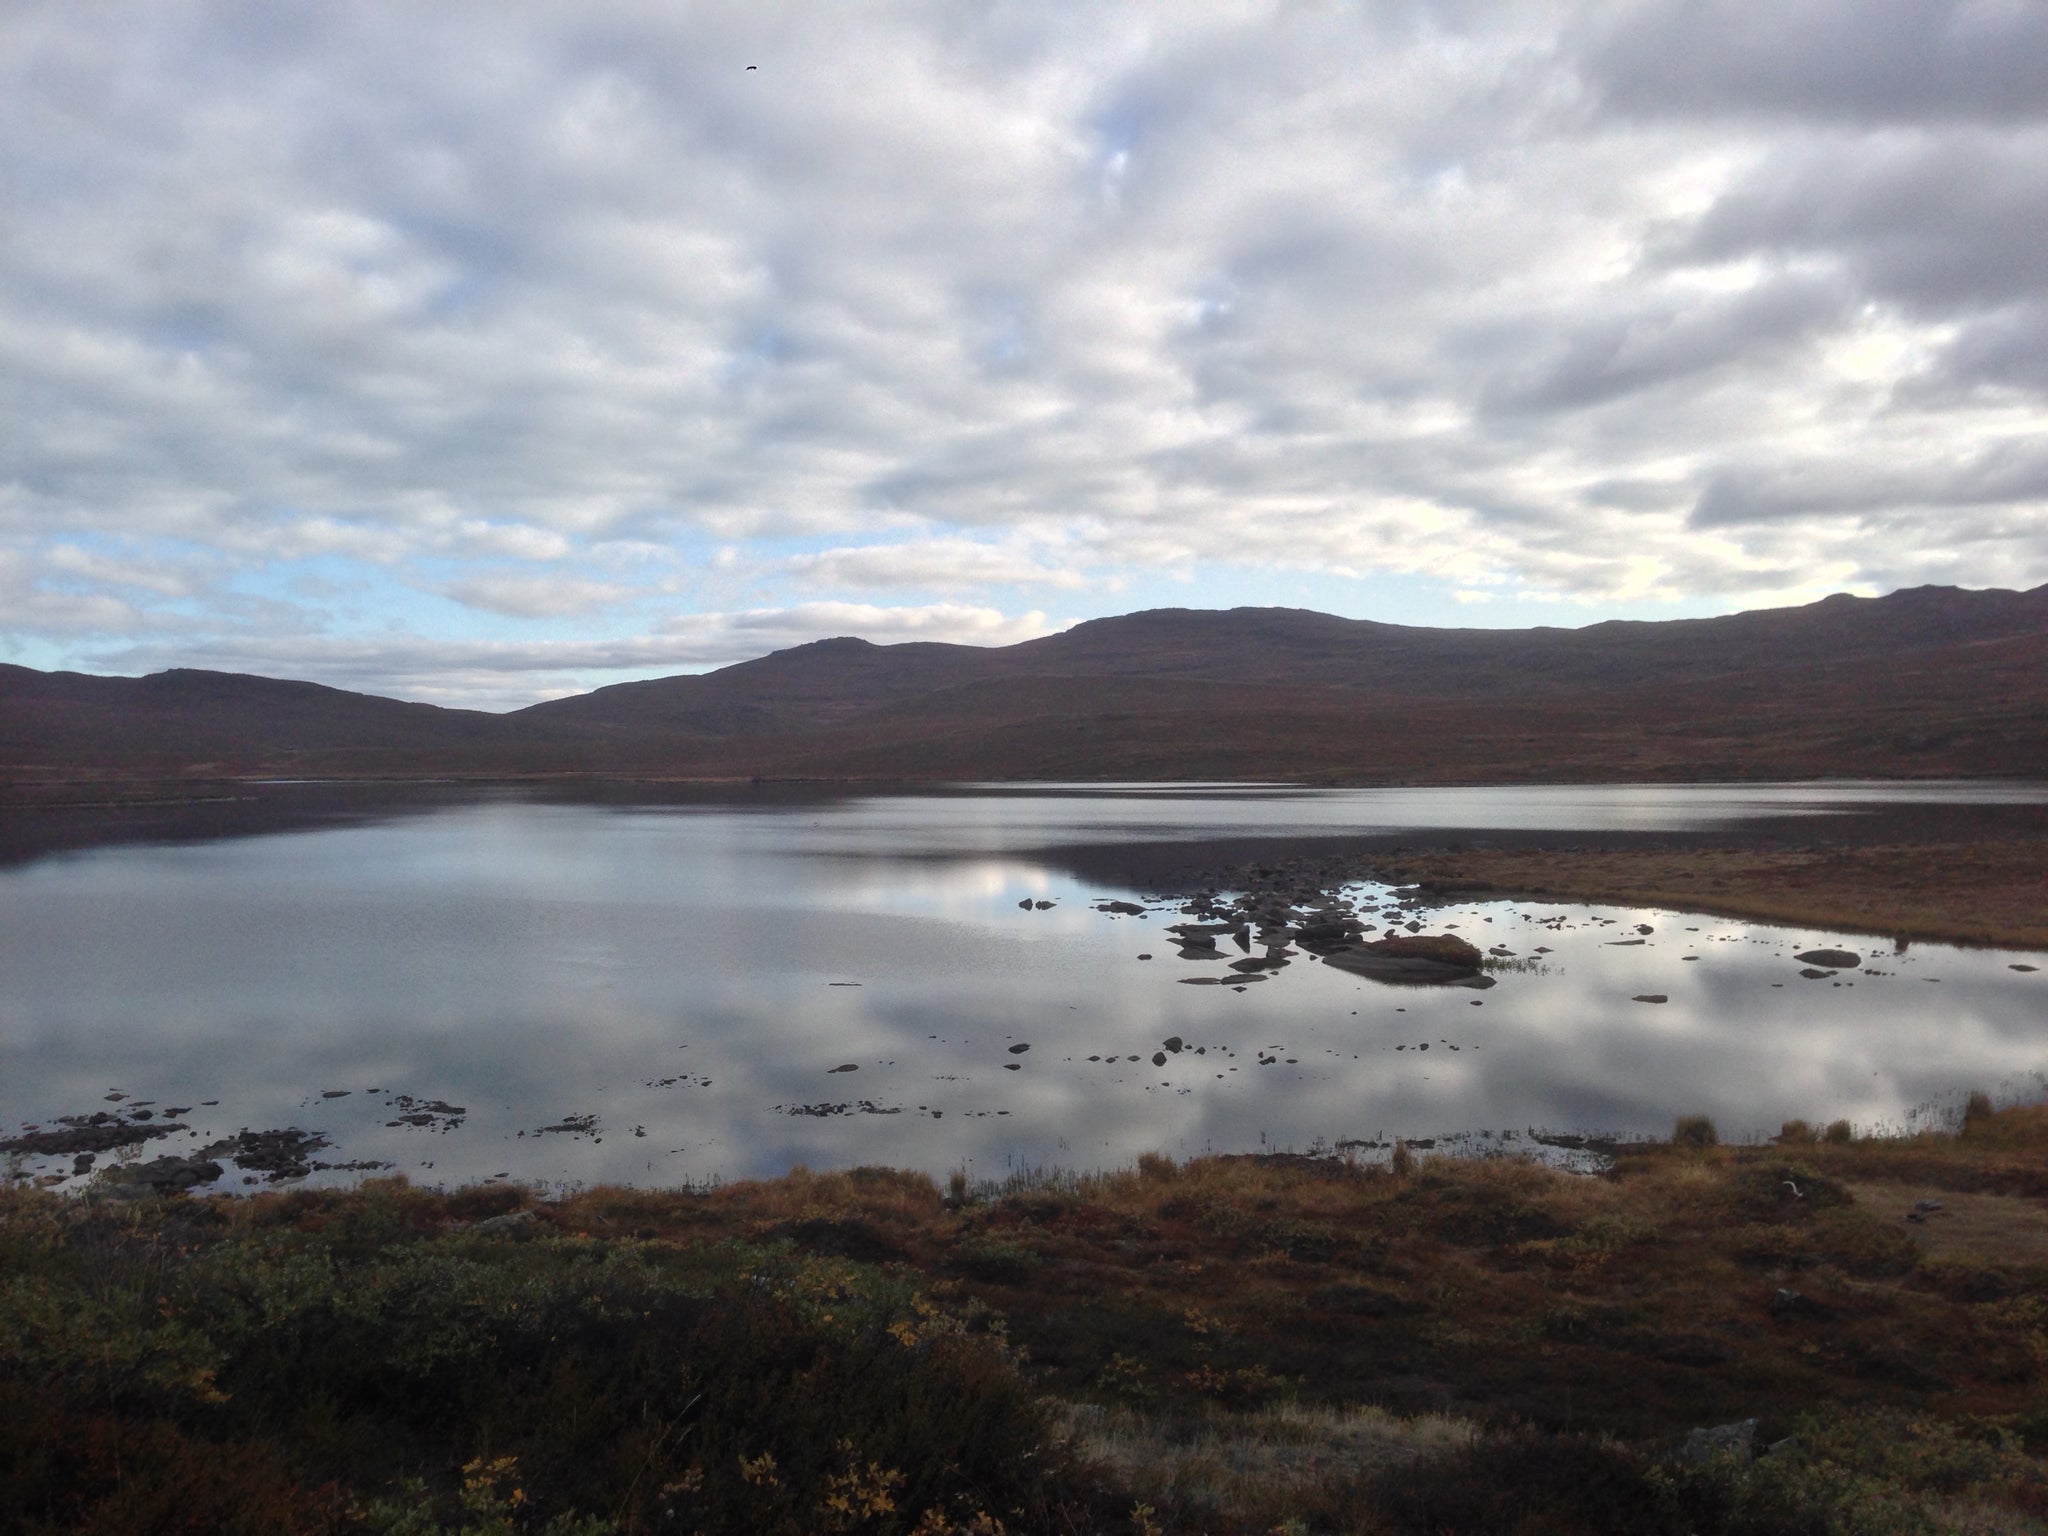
2 636 78 672
416 268 500 324
143 307 229 357
722 325 793 391
1087 100 1145 174
220 553 411 630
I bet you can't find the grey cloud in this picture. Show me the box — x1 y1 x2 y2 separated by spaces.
438 574 644 618
0 548 160 637
1691 439 2048 527
785 539 1092 593
1673 134 2048 316
1583 479 1693 513
1475 273 1851 414
1928 303 2048 395
5 0 2048 691
39 545 221 599
1582 0 2048 125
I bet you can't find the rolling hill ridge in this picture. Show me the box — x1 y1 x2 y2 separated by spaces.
5 583 2046 785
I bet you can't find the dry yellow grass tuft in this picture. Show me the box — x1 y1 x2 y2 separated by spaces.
1064 1400 1476 1530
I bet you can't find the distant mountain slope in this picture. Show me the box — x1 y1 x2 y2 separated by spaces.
516 582 2048 730
6 584 2046 784
0 666 541 778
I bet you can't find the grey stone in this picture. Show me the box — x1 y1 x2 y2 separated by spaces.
108 1154 224 1197
1677 1419 1757 1465
473 1209 539 1235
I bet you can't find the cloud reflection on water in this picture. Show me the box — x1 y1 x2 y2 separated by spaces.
1 787 2043 1191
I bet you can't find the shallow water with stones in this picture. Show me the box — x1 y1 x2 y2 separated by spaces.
2 782 2043 1193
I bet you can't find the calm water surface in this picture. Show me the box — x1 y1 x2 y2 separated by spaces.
2 782 2043 1190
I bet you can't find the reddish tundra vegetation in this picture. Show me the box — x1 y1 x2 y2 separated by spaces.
7 1099 2048 1534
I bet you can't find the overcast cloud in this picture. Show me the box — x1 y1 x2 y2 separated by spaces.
5 0 2045 707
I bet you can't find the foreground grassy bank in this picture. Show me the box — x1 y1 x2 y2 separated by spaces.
7 1104 2048 1535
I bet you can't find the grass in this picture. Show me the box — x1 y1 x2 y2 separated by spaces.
1062 1401 1477 1532
5 1104 2048 1532
1385 842 2048 951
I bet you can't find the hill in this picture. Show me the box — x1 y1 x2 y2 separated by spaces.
5 583 2046 784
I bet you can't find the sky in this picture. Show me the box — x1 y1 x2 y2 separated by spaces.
5 1 2047 710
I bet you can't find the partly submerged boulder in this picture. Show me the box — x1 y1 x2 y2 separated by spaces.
1360 933 1483 967
106 1154 224 1197
1321 933 1487 986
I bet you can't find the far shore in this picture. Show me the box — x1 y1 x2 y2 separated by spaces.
4 775 2045 950
1038 796 2048 953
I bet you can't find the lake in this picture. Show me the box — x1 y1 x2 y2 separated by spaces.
3 780 2043 1192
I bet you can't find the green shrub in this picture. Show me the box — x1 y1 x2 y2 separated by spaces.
0 1200 1069 1535
1810 1209 1918 1279
1961 1090 1996 1135
1672 1113 1719 1149
1728 1161 1851 1222
948 1235 1042 1285
1135 1152 1177 1183
1399 1177 1568 1246
1366 1427 1691 1534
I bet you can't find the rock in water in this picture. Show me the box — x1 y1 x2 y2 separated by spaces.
1321 933 1485 985
1367 934 1484 967
1795 949 1861 969
108 1154 224 1197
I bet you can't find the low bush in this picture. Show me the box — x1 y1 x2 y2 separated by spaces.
0 1193 1074 1534
1673 1113 1720 1149
1961 1090 1997 1134
1726 1160 1851 1221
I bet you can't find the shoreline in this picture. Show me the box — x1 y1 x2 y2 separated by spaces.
1032 799 2048 952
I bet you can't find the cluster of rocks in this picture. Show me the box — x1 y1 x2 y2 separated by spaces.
94 1126 341 1197
1161 883 1489 988
522 1113 601 1141
213 1126 334 1180
775 1100 904 1118
1 1111 186 1162
381 1093 467 1132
